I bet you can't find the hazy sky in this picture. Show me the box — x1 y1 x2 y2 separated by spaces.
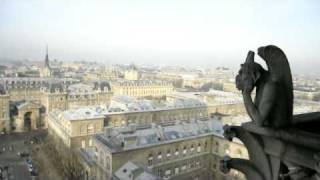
0 0 320 72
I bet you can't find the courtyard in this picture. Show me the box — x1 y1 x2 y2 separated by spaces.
0 130 62 180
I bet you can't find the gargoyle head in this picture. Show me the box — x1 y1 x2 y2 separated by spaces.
257 45 291 83
236 52 265 92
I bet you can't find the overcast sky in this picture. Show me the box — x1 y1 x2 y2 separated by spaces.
0 0 320 72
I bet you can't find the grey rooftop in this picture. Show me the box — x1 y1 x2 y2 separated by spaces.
95 118 225 152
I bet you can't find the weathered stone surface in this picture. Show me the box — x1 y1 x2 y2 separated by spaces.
221 45 320 180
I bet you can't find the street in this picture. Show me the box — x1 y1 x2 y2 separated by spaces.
0 131 46 180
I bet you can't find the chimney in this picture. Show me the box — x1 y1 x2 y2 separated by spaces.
104 127 113 137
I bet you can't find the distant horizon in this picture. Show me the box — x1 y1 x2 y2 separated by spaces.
1 0 320 74
1 55 319 76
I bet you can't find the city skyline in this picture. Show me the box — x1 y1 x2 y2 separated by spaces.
1 0 320 73
1 1 320 179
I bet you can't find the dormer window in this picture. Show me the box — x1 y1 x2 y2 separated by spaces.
148 153 153 166
166 149 171 157
183 146 187 154
197 143 201 153
175 148 179 156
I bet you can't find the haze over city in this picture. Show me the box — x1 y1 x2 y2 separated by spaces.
0 0 320 73
2 1 320 180
1 0 320 73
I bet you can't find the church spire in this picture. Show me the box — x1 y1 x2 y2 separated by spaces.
45 45 50 67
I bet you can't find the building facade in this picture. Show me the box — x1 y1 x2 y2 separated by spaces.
0 78 112 133
11 100 43 132
124 64 139 81
41 81 113 112
1 77 79 102
81 119 247 180
0 85 10 133
106 105 209 128
111 80 174 98
47 107 105 149
294 89 320 101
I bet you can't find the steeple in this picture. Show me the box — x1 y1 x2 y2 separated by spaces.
45 45 50 67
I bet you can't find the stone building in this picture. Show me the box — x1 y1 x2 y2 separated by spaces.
0 84 10 133
1 77 79 102
80 119 247 180
11 100 43 132
0 78 76 133
294 89 320 101
47 98 209 149
41 81 113 112
106 105 209 128
0 78 112 133
112 161 161 180
47 107 106 148
222 82 239 94
124 64 139 81
168 90 246 117
84 70 120 82
47 94 247 150
111 80 174 98
106 96 209 127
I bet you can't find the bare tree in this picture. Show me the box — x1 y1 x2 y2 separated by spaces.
42 136 84 180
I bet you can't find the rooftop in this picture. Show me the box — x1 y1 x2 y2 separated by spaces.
170 90 243 106
67 83 95 95
114 161 160 180
108 95 207 113
95 118 225 152
50 106 107 121
112 80 172 86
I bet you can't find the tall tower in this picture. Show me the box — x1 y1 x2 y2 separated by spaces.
45 45 50 68
41 45 52 77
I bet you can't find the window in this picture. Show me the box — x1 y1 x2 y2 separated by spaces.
158 152 162 159
166 149 171 157
181 165 187 171
190 144 194 152
196 161 200 167
197 143 201 153
215 141 219 152
183 146 187 154
81 140 86 148
148 154 153 166
174 167 179 174
87 124 95 134
80 125 86 134
89 139 93 146
190 160 195 168
175 148 179 156
165 169 171 176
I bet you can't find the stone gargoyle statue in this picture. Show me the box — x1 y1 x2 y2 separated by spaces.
220 45 320 180
236 45 293 128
